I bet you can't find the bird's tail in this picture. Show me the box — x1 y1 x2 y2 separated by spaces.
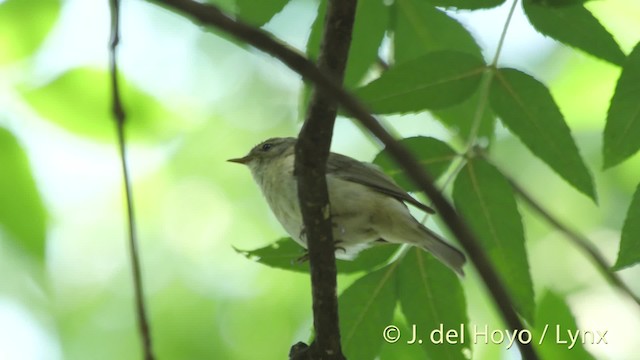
415 224 467 276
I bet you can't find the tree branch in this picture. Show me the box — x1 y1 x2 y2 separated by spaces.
108 1 155 359
494 162 640 306
292 1 357 359
148 1 538 358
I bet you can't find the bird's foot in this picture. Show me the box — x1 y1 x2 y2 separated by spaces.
293 240 347 264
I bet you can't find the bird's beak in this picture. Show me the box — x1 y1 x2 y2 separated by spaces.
227 155 252 165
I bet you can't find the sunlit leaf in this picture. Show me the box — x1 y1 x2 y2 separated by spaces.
0 128 47 261
340 264 398 360
398 249 469 359
523 0 625 66
490 68 596 201
0 0 60 64
603 42 640 169
307 0 388 87
236 0 290 27
393 0 482 64
453 159 535 322
21 68 181 142
373 136 457 192
234 237 399 274
426 0 505 10
612 183 640 271
355 51 485 113
533 291 597 359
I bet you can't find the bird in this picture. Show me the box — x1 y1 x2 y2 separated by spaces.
228 137 466 275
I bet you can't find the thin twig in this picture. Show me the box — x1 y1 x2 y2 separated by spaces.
292 1 357 359
491 0 519 68
108 1 155 359
148 1 539 358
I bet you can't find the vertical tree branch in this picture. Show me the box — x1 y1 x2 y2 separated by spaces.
108 1 155 359
293 1 357 359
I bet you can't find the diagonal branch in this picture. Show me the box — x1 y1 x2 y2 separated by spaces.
108 1 155 359
493 162 640 306
293 0 357 359
148 1 539 359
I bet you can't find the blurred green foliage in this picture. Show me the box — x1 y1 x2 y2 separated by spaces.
0 128 46 261
0 0 61 64
21 68 182 143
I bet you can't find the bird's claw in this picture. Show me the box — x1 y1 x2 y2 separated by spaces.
292 240 347 264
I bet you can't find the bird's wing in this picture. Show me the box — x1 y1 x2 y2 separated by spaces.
327 152 436 214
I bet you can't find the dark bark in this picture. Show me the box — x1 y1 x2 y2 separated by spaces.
292 1 357 359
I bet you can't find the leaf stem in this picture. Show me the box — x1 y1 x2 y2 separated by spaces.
464 0 519 154
492 0 519 68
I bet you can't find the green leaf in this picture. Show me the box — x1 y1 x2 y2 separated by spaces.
236 0 290 27
0 128 47 261
435 89 497 143
302 0 388 118
603 42 640 169
380 335 428 360
355 51 485 113
453 159 535 322
0 0 61 64
301 2 327 114
234 237 399 274
426 0 505 10
373 136 457 192
490 68 596 201
390 1 495 141
523 1 625 66
306 1 325 65
307 0 388 87
398 249 469 360
340 264 398 360
612 183 640 270
527 0 592 6
21 68 181 142
533 291 596 359
345 0 388 86
393 0 483 64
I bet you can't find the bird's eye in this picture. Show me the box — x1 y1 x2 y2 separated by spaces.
261 143 273 151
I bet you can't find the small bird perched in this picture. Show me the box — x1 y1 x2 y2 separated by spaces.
228 137 466 276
